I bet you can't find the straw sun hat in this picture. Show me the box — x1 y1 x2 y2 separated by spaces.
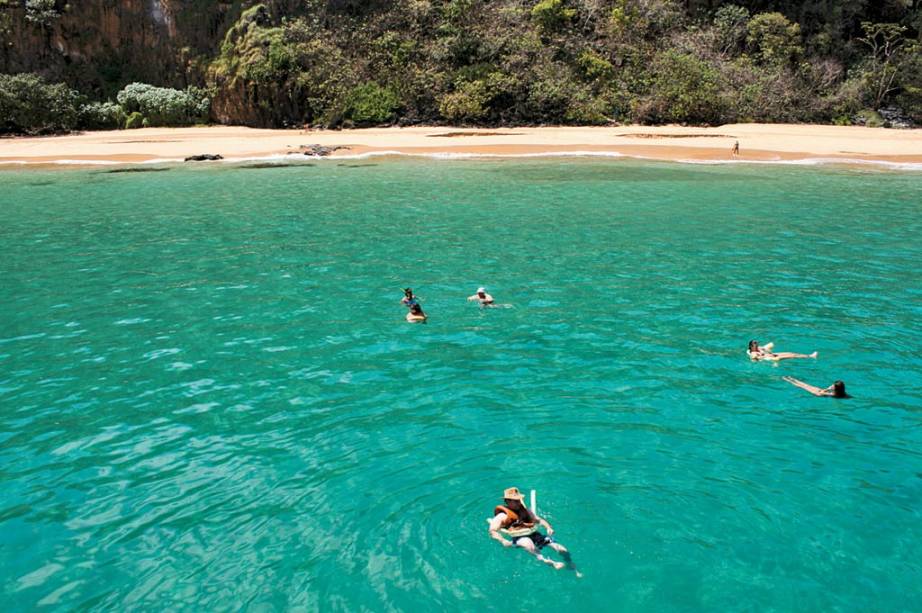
503 486 525 501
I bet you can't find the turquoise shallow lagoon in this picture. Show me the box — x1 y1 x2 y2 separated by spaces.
1 159 921 610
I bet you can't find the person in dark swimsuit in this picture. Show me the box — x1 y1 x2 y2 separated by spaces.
401 288 419 308
488 486 578 574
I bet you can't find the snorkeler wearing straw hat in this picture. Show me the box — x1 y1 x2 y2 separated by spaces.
488 487 578 573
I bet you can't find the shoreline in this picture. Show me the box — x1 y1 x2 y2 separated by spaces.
1 124 921 169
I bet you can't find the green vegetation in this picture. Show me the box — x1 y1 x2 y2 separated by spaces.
124 111 144 130
24 0 59 26
0 75 210 134
0 73 81 135
345 83 400 126
1 0 921 132
116 83 210 127
80 101 126 130
531 0 576 31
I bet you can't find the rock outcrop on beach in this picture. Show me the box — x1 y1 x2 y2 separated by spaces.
294 145 350 157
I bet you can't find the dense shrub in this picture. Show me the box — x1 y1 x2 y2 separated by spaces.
124 111 144 129
0 73 82 135
116 83 210 126
531 0 576 32
344 83 399 125
636 51 726 124
438 80 492 122
564 88 611 124
713 5 750 54
24 0 59 26
747 12 803 67
577 50 615 82
79 101 125 130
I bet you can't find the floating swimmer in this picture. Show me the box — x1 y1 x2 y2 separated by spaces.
467 287 494 306
783 377 851 398
406 303 427 323
488 486 578 574
748 340 817 362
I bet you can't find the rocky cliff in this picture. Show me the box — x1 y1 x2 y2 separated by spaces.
0 0 243 97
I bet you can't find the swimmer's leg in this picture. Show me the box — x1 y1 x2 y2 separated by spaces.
547 541 581 576
771 352 817 360
515 537 564 570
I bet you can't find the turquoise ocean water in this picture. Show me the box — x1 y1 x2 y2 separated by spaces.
1 158 921 611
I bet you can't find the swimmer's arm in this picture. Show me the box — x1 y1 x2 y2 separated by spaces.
467 295 479 301
783 376 826 396
489 514 513 547
535 514 554 536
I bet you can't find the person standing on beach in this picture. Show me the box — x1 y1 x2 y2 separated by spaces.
731 140 740 157
488 487 577 573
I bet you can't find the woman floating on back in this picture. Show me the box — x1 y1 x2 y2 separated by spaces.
748 340 817 362
784 377 850 398
406 303 427 323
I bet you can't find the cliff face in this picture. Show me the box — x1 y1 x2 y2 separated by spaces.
0 0 243 97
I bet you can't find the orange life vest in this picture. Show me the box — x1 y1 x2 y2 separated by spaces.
494 505 536 530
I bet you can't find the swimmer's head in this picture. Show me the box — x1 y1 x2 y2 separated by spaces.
832 380 849 398
748 340 759 351
404 288 413 297
410 303 423 314
503 486 525 508
477 287 486 296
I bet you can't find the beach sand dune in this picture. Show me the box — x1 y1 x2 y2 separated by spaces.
1 124 920 166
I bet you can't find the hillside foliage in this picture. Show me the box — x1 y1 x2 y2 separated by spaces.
2 0 921 133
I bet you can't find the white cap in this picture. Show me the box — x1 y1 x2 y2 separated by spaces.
477 287 486 293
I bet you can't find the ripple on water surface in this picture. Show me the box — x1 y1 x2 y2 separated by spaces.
1 160 921 610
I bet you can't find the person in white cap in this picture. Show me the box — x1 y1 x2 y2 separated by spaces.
467 287 494 305
488 486 576 572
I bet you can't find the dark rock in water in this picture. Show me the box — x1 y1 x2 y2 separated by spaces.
107 167 171 173
243 162 315 169
299 144 351 157
184 154 224 162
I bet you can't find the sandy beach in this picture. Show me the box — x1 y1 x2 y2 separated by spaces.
1 124 920 167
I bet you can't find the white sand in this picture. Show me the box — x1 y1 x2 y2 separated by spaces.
1 124 920 166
